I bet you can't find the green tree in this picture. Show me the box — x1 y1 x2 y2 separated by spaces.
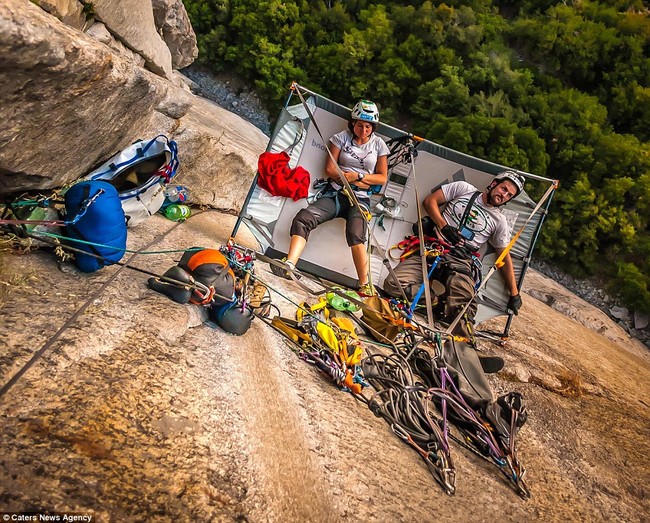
412 65 471 120
524 88 609 182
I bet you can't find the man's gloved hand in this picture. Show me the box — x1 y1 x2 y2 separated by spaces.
508 294 523 315
441 225 464 245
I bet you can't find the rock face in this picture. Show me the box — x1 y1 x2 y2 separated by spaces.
0 213 647 522
151 0 198 69
0 0 267 213
89 0 173 79
0 0 164 192
86 21 146 67
30 0 86 30
26 0 197 79
523 271 637 349
158 95 267 212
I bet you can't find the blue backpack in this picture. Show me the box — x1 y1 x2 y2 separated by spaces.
65 181 127 273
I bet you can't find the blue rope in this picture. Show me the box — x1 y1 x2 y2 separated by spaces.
407 255 440 318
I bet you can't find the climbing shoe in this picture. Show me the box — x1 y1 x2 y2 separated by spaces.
270 257 300 280
249 280 271 317
358 282 376 297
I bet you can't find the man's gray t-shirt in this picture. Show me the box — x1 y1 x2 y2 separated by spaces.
441 181 511 250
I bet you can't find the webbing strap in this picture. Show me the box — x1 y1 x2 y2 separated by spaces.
458 191 481 231
409 148 436 331
271 317 312 345
408 255 441 318
94 136 158 176
280 116 305 155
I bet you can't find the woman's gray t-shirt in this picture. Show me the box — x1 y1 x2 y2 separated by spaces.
329 129 389 177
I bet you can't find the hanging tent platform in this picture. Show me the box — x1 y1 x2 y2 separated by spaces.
232 84 556 336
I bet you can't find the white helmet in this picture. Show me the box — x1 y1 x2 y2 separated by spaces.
351 100 380 123
492 170 525 197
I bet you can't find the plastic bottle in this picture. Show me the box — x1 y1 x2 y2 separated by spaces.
164 204 191 222
327 291 348 311
164 185 191 205
326 288 361 312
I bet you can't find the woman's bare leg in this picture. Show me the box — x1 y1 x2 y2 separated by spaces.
350 243 369 285
286 235 307 265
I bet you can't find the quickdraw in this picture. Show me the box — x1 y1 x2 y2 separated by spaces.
189 284 215 306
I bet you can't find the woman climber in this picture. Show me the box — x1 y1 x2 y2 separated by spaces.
271 100 389 296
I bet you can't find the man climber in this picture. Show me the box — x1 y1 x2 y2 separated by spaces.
383 170 525 339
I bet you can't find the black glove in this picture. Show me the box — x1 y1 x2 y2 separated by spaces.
441 225 464 245
508 294 523 315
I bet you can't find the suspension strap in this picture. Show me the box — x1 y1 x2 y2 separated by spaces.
408 144 436 331
458 191 481 232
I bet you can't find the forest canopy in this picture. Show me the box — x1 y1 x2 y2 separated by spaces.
184 0 650 314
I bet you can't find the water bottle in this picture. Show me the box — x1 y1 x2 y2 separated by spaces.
326 291 348 311
164 185 191 206
326 288 361 312
164 204 191 222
